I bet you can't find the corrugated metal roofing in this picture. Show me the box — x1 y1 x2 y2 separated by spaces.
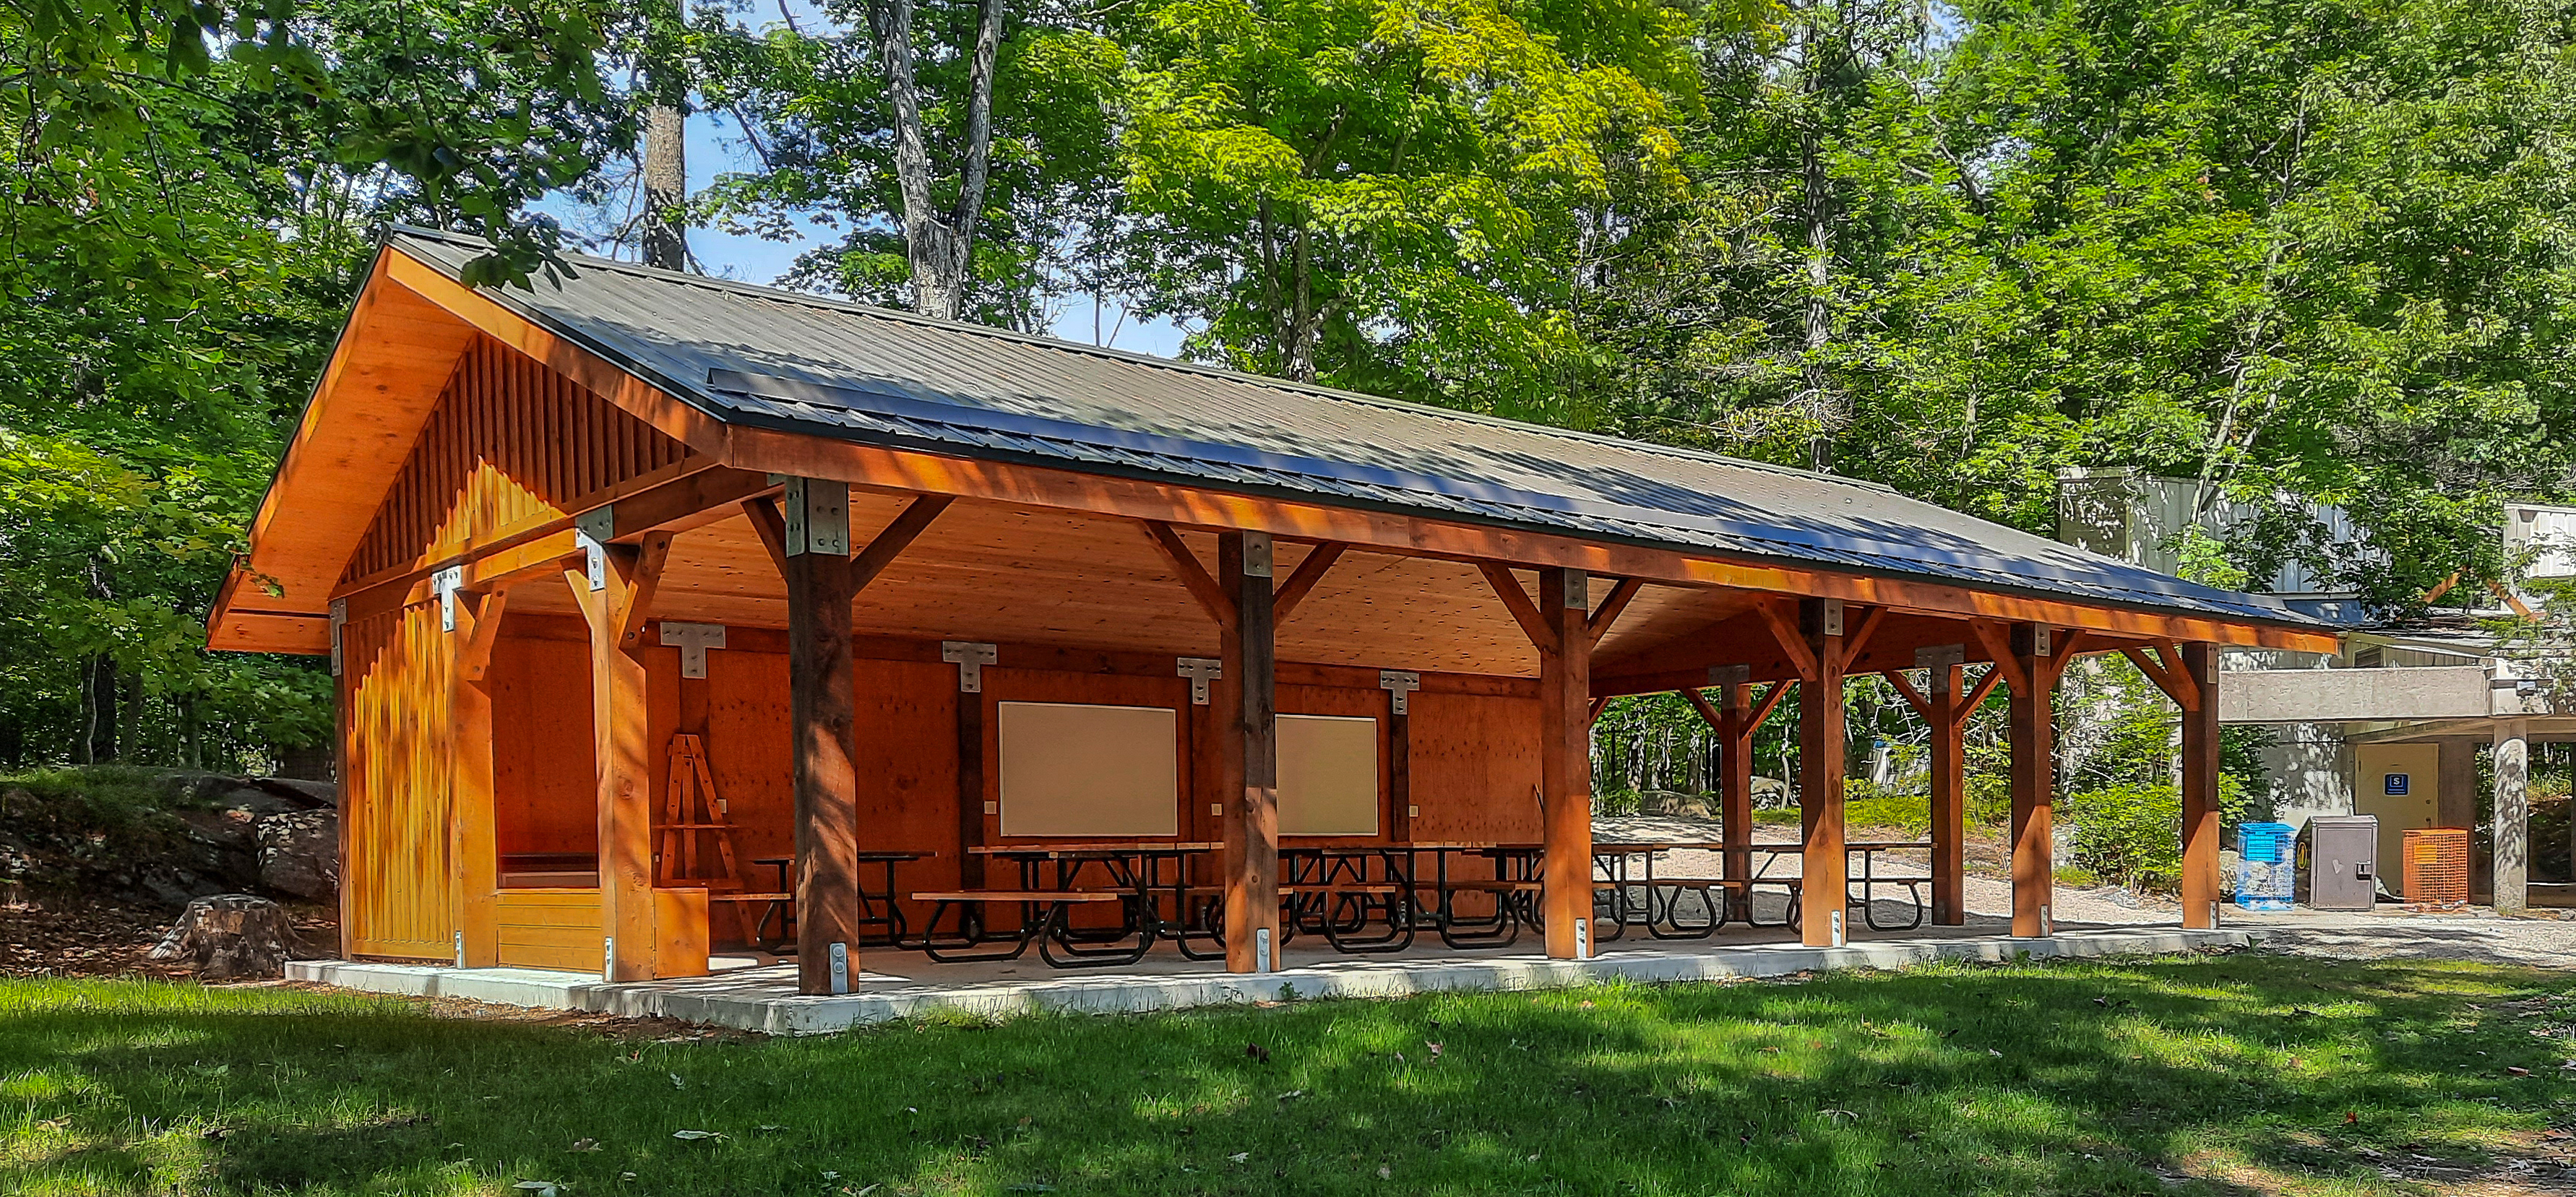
392 228 2317 630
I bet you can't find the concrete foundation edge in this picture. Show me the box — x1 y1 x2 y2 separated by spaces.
289 928 2258 1035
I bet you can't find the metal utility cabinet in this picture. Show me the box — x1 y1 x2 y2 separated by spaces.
2300 815 2381 910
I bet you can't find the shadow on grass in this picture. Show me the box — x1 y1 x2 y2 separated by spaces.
1 954 2567 1196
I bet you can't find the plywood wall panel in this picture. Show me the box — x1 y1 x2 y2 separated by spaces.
490 628 598 858
1408 690 1544 844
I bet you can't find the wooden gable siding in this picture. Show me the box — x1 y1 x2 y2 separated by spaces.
340 597 455 960
342 337 689 586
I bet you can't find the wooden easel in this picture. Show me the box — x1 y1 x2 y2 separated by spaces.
658 734 751 939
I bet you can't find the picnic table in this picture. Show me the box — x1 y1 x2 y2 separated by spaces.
741 850 928 951
1590 839 1934 937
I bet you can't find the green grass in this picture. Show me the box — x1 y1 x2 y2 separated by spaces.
5 954 2573 1195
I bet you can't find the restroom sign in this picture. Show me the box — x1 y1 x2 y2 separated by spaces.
2384 772 2411 796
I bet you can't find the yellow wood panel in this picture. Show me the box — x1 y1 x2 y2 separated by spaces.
494 889 602 971
343 597 455 959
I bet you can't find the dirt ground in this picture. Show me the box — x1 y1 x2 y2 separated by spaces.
0 893 338 981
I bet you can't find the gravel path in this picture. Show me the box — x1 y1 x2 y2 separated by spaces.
1596 814 2576 968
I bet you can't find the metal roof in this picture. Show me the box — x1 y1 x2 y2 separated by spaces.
393 228 2319 630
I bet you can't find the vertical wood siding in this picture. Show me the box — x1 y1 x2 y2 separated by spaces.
341 598 455 959
341 337 689 585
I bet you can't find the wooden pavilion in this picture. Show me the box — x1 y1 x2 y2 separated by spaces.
209 229 2338 994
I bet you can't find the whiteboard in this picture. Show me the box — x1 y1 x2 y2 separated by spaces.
1279 714 1379 836
998 702 1179 837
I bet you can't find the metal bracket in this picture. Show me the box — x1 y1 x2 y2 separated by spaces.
783 477 850 557
602 935 615 981
432 566 465 633
1561 569 1590 607
574 507 613 592
328 599 348 677
1242 531 1273 579
1916 643 1965 693
1178 657 1223 705
1818 597 1845 637
1829 909 1845 947
2030 626 2052 657
453 929 465 968
1254 926 1273 974
942 641 999 693
659 621 728 679
1707 663 1749 704
1379 670 1421 715
1574 917 1592 960
830 942 850 994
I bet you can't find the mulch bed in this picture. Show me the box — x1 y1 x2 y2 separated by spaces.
0 892 337 980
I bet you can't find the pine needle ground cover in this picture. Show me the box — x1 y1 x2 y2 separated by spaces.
4 953 2570 1196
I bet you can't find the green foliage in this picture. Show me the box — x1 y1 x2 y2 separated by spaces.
2063 774 2254 892
1104 0 1715 415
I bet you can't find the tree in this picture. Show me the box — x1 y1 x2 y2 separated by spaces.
1105 0 1707 418
702 0 1114 326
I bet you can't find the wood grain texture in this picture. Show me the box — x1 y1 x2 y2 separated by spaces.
340 599 455 960
1797 599 1846 948
2180 643 2223 929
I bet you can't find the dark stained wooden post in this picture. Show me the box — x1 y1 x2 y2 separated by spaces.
783 480 863 995
1798 599 1848 948
1536 566 1595 959
1383 671 1416 844
569 532 671 982
1717 677 1757 922
2179 641 2223 930
1217 532 1282 972
2007 623 2056 938
1926 656 1967 926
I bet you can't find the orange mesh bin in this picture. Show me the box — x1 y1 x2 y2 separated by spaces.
2401 828 2471 904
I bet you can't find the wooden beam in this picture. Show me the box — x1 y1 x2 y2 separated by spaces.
1748 680 1791 728
851 496 954 593
2179 642 2223 930
1799 599 1847 948
1961 661 2005 715
1142 520 1233 624
1218 532 1281 972
2121 644 2200 712
1754 600 1820 682
1882 668 1933 720
1479 563 1556 651
741 496 791 578
1538 567 1595 959
1270 541 1346 625
1842 605 1887 662
596 466 777 543
1588 695 1611 724
2007 623 2054 939
1585 577 1645 647
564 542 670 982
1968 620 2028 696
457 584 513 683
730 423 2341 652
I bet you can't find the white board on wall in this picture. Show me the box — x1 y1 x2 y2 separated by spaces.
1279 714 1379 836
998 701 1179 837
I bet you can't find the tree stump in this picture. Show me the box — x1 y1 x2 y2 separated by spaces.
150 894 298 980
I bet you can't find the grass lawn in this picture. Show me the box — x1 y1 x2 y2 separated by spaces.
5 953 2574 1196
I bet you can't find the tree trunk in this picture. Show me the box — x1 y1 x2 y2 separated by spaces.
78 654 116 764
1799 51 1835 474
638 0 690 273
640 100 688 270
871 0 1005 321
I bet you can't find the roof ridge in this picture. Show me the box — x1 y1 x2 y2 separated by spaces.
387 224 1896 496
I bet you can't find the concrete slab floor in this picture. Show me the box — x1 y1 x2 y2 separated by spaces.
288 920 2255 1035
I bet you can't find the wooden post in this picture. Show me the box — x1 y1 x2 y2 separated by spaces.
1683 672 1781 925
1387 704 1412 844
1538 567 1595 959
1926 660 1967 926
955 688 986 891
2179 642 2222 930
1217 532 1281 972
567 534 670 982
449 587 511 967
2007 624 2056 938
1798 599 1847 948
1718 681 1756 922
786 530 861 995
330 598 354 962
